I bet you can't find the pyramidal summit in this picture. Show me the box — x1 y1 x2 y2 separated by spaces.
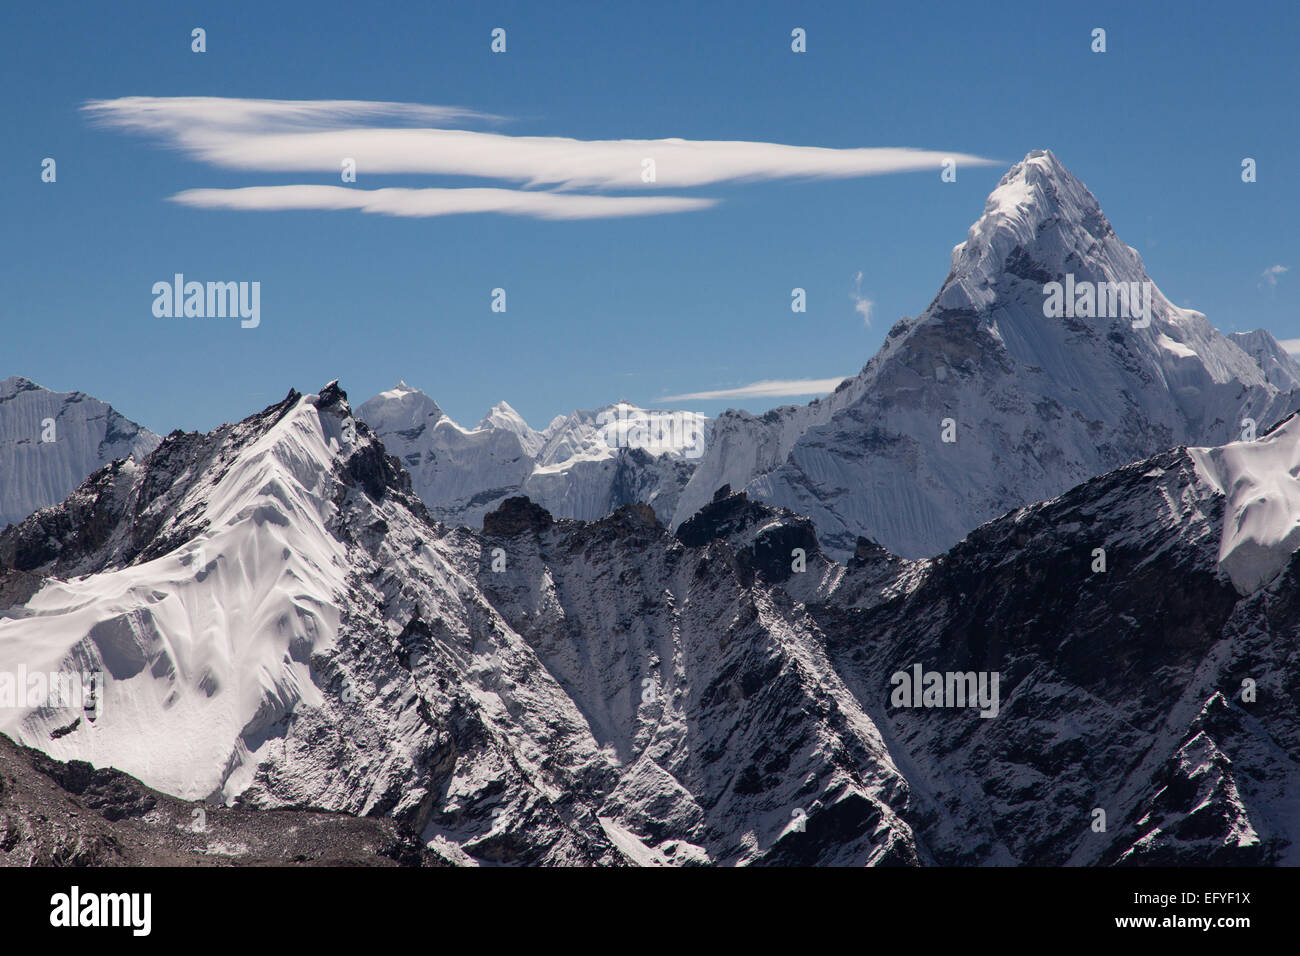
673 149 1300 559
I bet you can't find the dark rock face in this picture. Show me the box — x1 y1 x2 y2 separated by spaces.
675 489 822 586
482 496 554 536
0 733 436 867
850 536 893 567
30 753 159 822
808 448 1287 865
748 521 820 585
675 489 765 547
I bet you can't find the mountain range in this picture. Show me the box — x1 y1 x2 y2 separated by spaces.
2 150 1298 866
358 383 708 529
1 379 1297 864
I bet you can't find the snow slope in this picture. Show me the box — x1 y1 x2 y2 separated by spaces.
360 384 709 528
0 387 352 798
0 377 159 528
673 150 1300 559
1190 412 1300 594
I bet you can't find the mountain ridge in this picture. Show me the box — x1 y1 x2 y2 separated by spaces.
2 375 1298 864
359 384 710 529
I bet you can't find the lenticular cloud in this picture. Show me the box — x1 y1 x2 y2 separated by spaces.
171 185 716 220
85 95 997 220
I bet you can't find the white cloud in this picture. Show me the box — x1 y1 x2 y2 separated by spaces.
1278 339 1300 356
1263 264 1289 288
83 96 501 133
170 185 715 220
851 270 874 326
85 96 999 191
661 377 847 402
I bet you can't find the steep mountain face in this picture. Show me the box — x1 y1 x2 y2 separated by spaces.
359 383 707 529
0 377 159 529
1 381 1296 866
672 150 1300 559
1229 329 1300 392
810 431 1300 866
688 424 1300 866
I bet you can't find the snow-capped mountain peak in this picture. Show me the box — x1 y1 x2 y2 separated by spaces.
477 400 545 456
1229 329 1300 393
672 150 1300 559
361 382 447 434
0 376 160 529
0 385 368 798
938 148 1119 314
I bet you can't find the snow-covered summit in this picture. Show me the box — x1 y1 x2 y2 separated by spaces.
360 381 447 433
477 401 545 456
0 384 363 798
937 149 1118 315
1229 330 1300 394
0 377 159 528
672 150 1300 558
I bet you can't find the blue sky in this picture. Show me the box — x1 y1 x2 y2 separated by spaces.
3 0 1297 433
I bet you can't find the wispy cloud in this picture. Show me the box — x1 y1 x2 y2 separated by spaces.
1262 264 1289 288
171 185 715 220
851 270 874 326
661 377 847 402
1278 338 1300 356
85 96 999 219
83 96 502 134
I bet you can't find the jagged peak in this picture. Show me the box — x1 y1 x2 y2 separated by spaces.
933 150 1140 316
969 149 1105 252
483 495 553 535
310 380 348 411
478 400 531 430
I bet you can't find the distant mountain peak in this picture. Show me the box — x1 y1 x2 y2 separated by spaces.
0 378 160 528
358 384 711 529
359 382 446 435
478 399 532 429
